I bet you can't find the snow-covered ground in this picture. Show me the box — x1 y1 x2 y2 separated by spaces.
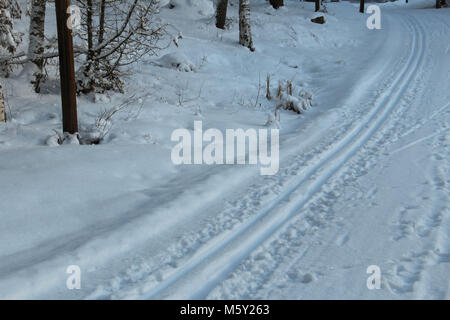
0 0 448 299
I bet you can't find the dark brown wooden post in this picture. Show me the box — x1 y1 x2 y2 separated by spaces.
55 0 78 134
315 0 320 12
360 0 365 13
270 0 284 9
0 81 6 122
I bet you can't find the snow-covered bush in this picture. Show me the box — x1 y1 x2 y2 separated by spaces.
267 77 313 115
154 52 196 72
264 76 314 129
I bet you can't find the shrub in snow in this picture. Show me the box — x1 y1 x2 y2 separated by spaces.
263 76 313 129
81 94 146 144
279 81 313 114
267 77 313 115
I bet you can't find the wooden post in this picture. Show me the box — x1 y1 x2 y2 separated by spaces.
0 81 6 123
55 0 78 134
269 0 284 9
315 0 320 12
360 0 365 13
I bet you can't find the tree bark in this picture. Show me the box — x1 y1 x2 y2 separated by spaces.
360 0 365 13
269 0 284 9
239 0 254 51
216 0 228 29
98 0 106 45
95 0 106 75
0 81 6 122
55 0 78 134
83 0 95 91
28 0 47 93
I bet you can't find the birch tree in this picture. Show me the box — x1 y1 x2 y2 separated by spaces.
215 0 228 29
239 0 254 51
28 0 47 93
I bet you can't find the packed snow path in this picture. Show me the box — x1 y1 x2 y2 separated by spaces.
142 10 450 300
0 2 448 299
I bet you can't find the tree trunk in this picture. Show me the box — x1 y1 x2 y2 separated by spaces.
83 0 95 91
0 81 6 122
269 0 284 9
95 0 106 75
216 0 228 29
86 0 94 62
436 0 441 8
239 0 254 51
315 0 320 12
55 0 78 134
98 0 106 45
360 0 365 13
28 0 47 93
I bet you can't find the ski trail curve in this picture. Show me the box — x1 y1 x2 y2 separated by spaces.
139 13 426 300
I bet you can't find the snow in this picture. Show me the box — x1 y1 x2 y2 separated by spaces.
154 52 196 72
0 0 449 299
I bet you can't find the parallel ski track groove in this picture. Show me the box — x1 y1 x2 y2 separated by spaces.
142 14 425 300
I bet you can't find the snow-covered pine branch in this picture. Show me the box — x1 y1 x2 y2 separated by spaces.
0 0 22 77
